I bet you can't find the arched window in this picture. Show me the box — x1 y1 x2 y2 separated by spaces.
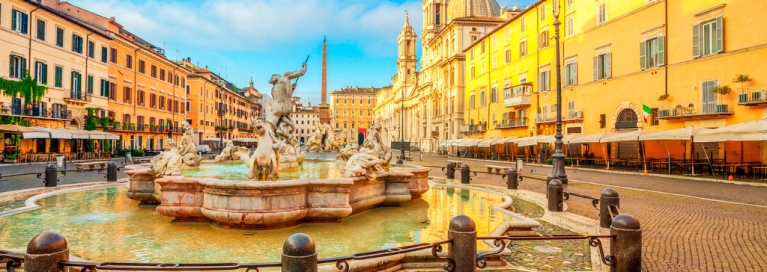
616 109 639 128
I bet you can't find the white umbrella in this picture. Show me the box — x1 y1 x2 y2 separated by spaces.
477 137 499 148
458 138 483 147
601 130 659 143
694 120 767 142
569 131 623 144
639 127 710 141
0 125 49 139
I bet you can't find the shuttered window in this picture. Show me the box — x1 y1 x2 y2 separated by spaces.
54 66 63 87
593 53 611 81
56 27 64 47
564 62 577 86
694 17 723 58
87 75 94 94
72 34 83 53
9 55 26 79
100 79 109 97
36 19 45 40
12 9 28 34
101 46 108 63
640 36 665 70
34 62 47 84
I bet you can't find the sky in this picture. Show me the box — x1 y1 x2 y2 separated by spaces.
68 0 535 105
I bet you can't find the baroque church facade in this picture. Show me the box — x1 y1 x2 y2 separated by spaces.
374 0 518 152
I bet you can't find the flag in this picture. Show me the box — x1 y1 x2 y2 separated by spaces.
642 104 652 123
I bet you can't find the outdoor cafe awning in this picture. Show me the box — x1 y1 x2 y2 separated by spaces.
32 127 71 139
638 127 709 141
569 131 623 144
516 135 552 147
458 138 483 147
233 138 257 143
694 120 767 142
491 136 518 145
0 124 49 139
477 137 499 148
539 134 584 144
600 130 659 143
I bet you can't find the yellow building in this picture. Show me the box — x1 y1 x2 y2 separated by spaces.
466 0 767 161
0 0 113 155
330 86 379 144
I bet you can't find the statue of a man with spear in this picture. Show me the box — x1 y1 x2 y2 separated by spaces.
266 56 308 137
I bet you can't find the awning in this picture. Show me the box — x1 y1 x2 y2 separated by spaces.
63 129 95 139
491 136 516 145
458 138 483 147
539 134 585 144
600 130 659 143
477 137 499 148
516 135 553 147
233 138 257 143
0 124 49 139
639 127 709 141
569 131 623 144
32 127 71 139
695 119 767 142
90 130 120 140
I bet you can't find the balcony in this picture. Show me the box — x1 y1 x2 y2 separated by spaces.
1 105 70 120
737 86 767 106
534 114 556 124
658 100 734 120
64 92 92 104
503 84 533 108
496 119 528 129
460 123 487 133
565 110 584 121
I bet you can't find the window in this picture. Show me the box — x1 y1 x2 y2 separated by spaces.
566 17 574 37
186 101 190 112
100 79 109 97
54 66 63 87
151 65 157 78
167 71 172 83
101 46 107 63
519 39 527 57
599 114 606 128
125 54 132 69
538 70 550 92
36 19 45 40
109 82 116 100
34 61 47 84
480 90 486 106
491 87 498 103
564 62 578 86
597 2 607 24
521 16 526 31
88 41 95 58
110 48 117 63
640 36 665 69
160 69 165 81
568 0 574 6
124 87 132 103
87 75 93 94
160 96 165 110
693 17 723 58
56 27 64 47
505 26 510 41
470 66 475 78
71 71 82 97
480 59 485 73
138 60 146 74
504 49 510 63
137 90 145 106
71 34 83 53
470 48 475 60
470 94 476 109
12 9 28 34
540 3 546 21
9 55 26 79
650 108 659 126
593 52 612 80
702 80 719 113
492 54 497 69
539 30 549 48
492 34 497 48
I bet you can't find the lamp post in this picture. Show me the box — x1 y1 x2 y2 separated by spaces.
397 71 407 165
551 3 568 184
219 90 223 151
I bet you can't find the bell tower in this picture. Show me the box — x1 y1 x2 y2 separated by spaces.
397 12 417 86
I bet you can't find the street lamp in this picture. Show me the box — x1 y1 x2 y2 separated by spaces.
550 3 568 184
397 71 407 165
219 90 223 151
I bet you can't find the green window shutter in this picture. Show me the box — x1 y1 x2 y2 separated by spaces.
42 63 48 84
70 71 75 92
9 55 14 78
593 56 598 81
12 11 17 31
657 36 665 66
77 73 82 92
639 41 646 70
605 53 612 78
20 57 26 77
573 62 578 85
87 75 94 94
21 13 28 34
715 16 723 53
34 62 39 81
55 66 62 87
692 24 701 58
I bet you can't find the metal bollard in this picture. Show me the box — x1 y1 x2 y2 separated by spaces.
504 167 519 189
281 233 318 272
547 179 564 212
610 214 642 272
107 161 118 182
460 164 471 184
600 188 620 228
448 215 476 272
24 232 69 272
45 164 58 187
445 162 456 179
546 172 558 183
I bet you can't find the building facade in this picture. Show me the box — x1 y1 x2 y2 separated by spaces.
330 86 378 145
465 0 767 160
374 2 514 152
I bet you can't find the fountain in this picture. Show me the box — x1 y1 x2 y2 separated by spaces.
125 63 429 229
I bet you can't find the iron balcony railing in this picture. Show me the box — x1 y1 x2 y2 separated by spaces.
496 119 527 129
4 106 71 120
534 114 556 124
737 86 767 105
658 99 734 119
503 84 533 108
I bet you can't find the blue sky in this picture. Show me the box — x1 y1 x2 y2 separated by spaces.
69 0 534 105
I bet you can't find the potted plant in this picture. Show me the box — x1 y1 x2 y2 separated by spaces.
733 74 752 103
712 85 733 112
658 94 670 117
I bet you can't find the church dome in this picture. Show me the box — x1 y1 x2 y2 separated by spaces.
447 0 501 23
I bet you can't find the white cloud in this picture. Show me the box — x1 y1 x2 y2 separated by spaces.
70 0 422 54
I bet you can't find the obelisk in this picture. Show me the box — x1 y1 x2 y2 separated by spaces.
318 36 331 124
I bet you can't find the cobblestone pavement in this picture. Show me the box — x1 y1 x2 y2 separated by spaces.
0 160 134 193
414 154 767 271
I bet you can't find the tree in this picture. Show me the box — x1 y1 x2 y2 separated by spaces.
733 74 752 91
0 71 47 105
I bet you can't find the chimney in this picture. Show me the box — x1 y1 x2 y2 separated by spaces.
110 16 115 22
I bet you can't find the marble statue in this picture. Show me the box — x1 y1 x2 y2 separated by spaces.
337 142 358 161
148 139 182 178
306 126 323 152
267 63 306 136
178 121 203 167
320 123 341 151
214 139 238 162
358 122 393 169
342 152 386 178
238 118 279 180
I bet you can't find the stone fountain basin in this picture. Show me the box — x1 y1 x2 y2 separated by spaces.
130 165 430 229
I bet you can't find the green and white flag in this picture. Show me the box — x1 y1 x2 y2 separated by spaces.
642 104 652 123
